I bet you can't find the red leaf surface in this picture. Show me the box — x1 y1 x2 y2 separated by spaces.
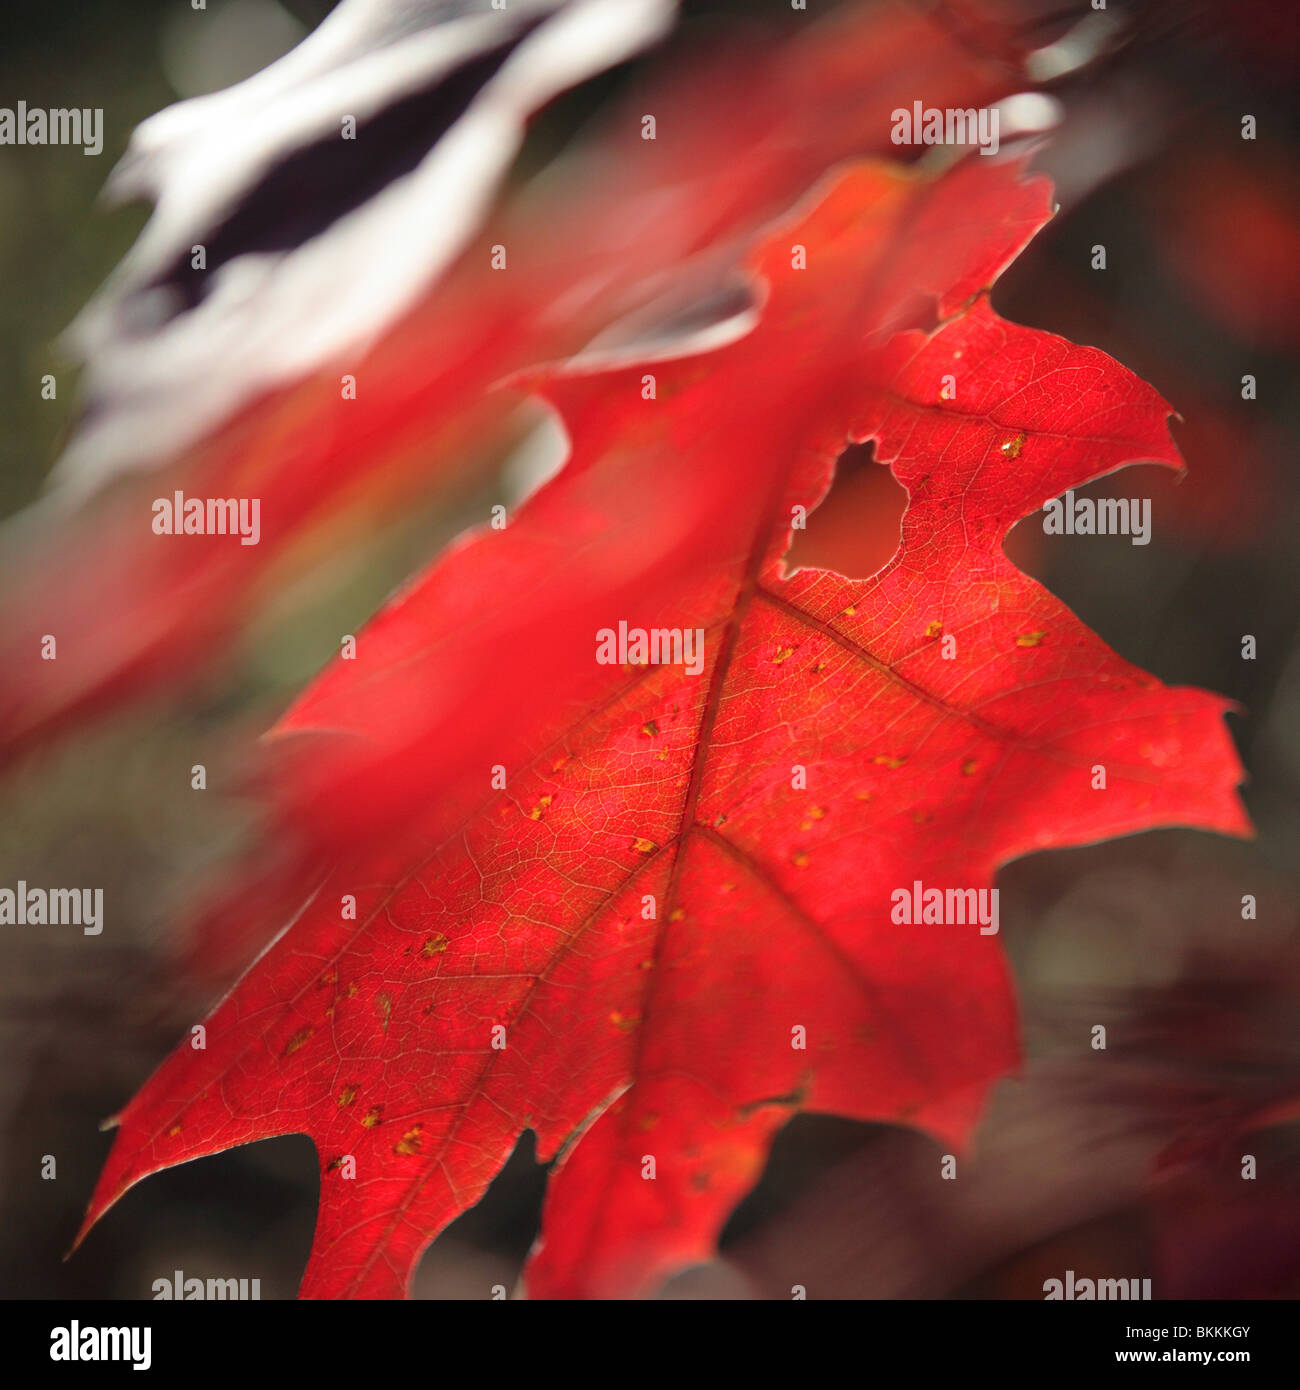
78 155 1248 1299
0 0 1023 759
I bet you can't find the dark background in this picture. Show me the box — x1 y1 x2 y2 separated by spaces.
1 0 1297 1298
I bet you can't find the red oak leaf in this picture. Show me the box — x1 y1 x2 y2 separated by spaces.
76 155 1248 1299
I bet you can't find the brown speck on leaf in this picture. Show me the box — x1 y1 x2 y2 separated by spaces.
641 720 659 738
1000 432 1027 459
337 1086 357 1108
420 934 449 957
376 993 392 1031
924 619 943 639
394 1125 424 1156
809 660 827 673
792 850 810 868
361 1107 383 1129
282 1027 314 1058
962 759 980 776
325 1156 346 1173
1016 630 1046 648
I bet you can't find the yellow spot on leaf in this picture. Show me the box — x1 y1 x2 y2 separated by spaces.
1000 432 1026 459
632 837 657 854
773 646 794 665
1016 630 1046 647
641 720 659 738
924 620 943 639
394 1125 424 1156
337 1086 357 1109
962 759 980 776
282 1027 314 1058
361 1107 382 1129
420 934 449 957
873 755 905 769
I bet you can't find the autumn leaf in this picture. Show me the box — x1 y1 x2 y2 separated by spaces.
76 154 1248 1299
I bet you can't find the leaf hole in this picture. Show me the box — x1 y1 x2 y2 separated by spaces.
786 442 907 580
